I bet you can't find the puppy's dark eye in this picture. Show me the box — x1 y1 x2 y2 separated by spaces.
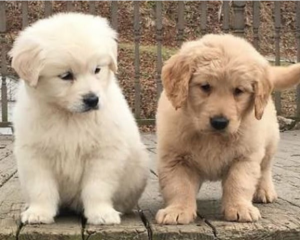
59 72 74 81
200 83 211 93
95 67 101 74
234 88 244 96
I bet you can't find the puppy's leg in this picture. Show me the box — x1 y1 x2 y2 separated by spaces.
113 148 149 213
253 147 277 203
82 154 124 225
222 157 261 222
16 151 59 224
156 155 201 225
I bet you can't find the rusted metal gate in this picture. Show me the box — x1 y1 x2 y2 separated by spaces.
0 1 299 128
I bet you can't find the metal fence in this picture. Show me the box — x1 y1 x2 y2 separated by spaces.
0 1 300 128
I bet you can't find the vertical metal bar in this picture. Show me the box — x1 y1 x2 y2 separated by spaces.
1 78 8 123
0 2 6 122
156 1 163 98
66 1 73 11
253 1 260 51
133 1 141 119
1 38 8 123
296 1 300 117
89 1 96 15
22 1 28 29
232 1 246 37
222 1 230 33
0 1 6 33
200 1 207 35
110 1 118 31
177 1 184 46
44 1 53 17
274 1 281 114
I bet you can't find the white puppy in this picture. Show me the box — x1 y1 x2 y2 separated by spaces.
9 13 149 225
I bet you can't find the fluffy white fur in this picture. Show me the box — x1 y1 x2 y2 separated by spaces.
10 13 149 225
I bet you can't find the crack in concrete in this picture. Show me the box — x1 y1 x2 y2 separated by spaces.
0 170 17 188
15 221 23 240
150 169 158 178
278 197 300 209
197 211 219 240
137 206 153 240
81 215 88 240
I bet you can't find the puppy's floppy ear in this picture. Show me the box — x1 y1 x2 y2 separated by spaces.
108 38 118 73
9 38 45 87
162 53 194 109
109 53 118 73
253 71 273 120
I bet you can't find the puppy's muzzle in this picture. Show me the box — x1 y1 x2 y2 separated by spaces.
210 116 229 130
83 93 99 110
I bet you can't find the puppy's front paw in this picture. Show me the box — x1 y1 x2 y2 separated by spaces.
222 203 261 222
21 206 55 224
253 186 277 203
86 206 121 225
156 206 196 225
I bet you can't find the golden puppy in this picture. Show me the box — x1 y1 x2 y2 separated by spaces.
156 34 300 224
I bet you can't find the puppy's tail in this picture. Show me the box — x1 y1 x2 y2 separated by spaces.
271 64 300 90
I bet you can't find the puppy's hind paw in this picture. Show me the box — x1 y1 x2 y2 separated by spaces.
21 206 55 224
86 206 121 225
253 187 277 203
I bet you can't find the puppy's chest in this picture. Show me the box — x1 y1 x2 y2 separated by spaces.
46 128 99 154
190 138 244 181
37 128 102 188
36 121 104 167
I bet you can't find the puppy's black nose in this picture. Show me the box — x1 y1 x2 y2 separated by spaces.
210 116 229 130
83 93 99 108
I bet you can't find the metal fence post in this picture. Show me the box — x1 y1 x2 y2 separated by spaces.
44 1 53 17
133 1 141 119
177 1 184 46
200 1 207 36
0 1 6 33
89 1 96 15
66 1 73 11
253 1 260 50
296 1 300 117
274 1 282 114
22 1 29 29
222 1 230 33
232 1 246 37
1 37 8 124
156 1 163 98
110 1 118 31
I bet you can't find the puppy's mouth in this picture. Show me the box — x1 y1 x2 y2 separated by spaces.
203 126 240 138
67 105 99 114
80 105 99 113
201 128 228 135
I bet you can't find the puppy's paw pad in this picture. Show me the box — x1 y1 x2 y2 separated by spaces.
253 187 277 203
223 204 261 222
156 206 196 225
87 207 121 225
21 207 55 224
